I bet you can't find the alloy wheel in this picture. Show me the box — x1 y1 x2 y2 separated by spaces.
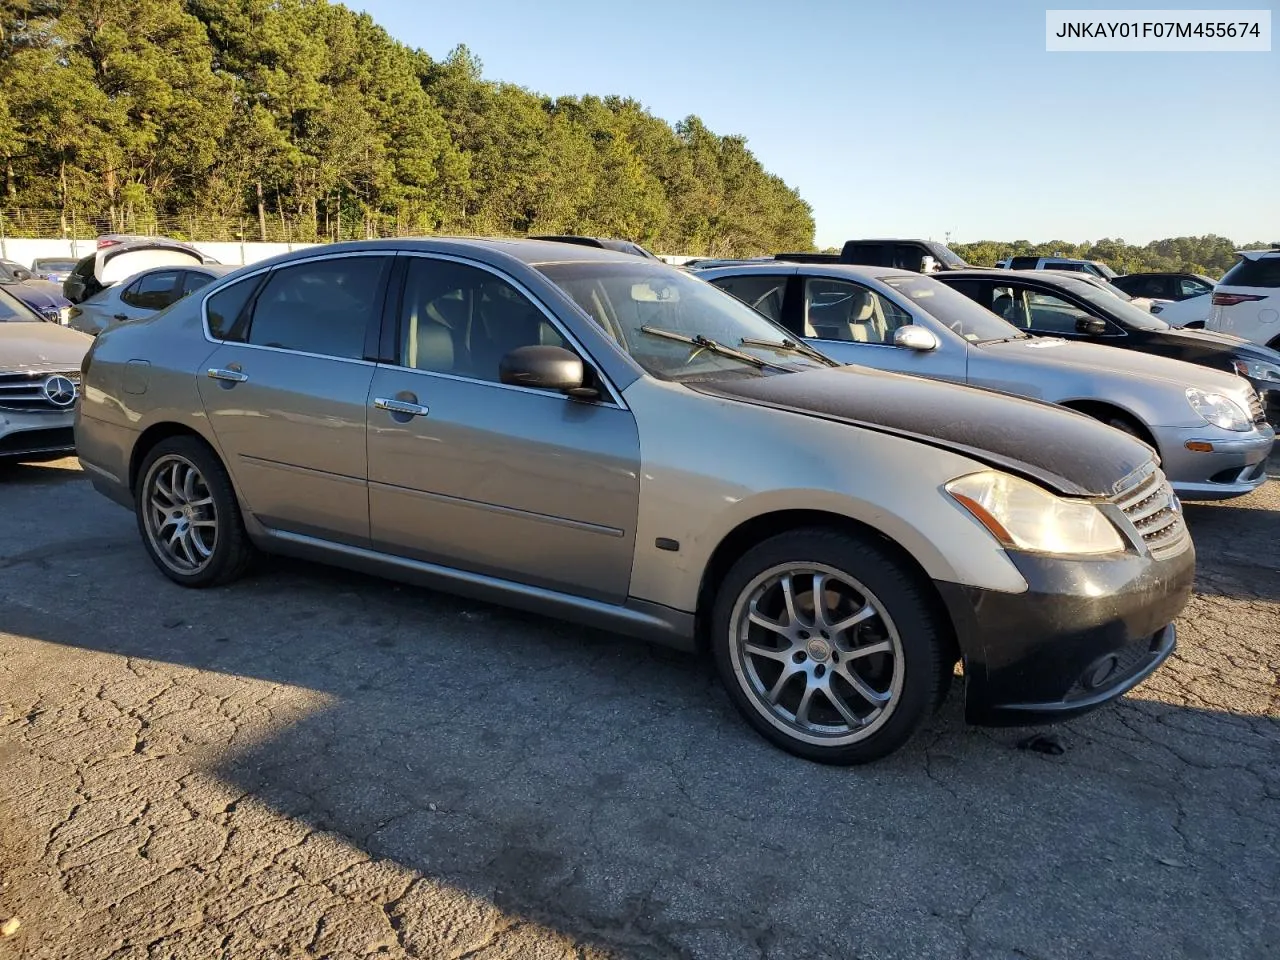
729 562 905 746
142 454 219 575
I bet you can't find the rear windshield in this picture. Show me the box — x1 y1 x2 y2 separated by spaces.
1220 256 1280 289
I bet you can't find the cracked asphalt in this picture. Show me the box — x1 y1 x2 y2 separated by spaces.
1 457 1277 960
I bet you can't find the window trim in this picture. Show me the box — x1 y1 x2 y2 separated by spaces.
383 251 629 410
200 251 391 366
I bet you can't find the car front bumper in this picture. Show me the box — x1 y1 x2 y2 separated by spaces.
936 543 1194 726
0 409 77 461
1154 423 1274 500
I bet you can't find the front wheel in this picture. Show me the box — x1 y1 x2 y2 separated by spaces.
711 528 948 764
135 436 255 587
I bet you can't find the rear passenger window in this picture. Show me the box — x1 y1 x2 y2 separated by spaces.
246 257 390 359
183 271 216 296
710 275 789 323
206 275 264 340
121 271 182 310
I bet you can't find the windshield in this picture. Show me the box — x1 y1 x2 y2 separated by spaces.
536 261 830 379
33 259 77 271
1088 261 1118 279
0 286 42 322
927 242 968 269
880 275 1024 342
1066 279 1170 331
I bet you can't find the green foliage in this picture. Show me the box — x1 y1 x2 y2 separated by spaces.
0 2 814 253
951 235 1274 278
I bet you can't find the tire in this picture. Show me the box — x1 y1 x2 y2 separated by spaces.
134 436 255 587
710 528 948 765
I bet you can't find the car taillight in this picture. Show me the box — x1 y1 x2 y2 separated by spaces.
1212 293 1266 307
96 238 121 249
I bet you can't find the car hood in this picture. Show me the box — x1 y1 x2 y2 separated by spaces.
2 281 70 311
689 365 1152 498
1153 326 1280 363
0 323 92 370
981 337 1251 393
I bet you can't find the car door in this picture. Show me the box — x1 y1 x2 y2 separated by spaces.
365 254 640 603
785 275 966 381
197 253 393 546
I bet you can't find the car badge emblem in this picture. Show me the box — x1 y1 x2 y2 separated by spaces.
42 375 78 407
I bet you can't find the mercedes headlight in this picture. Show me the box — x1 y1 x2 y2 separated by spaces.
946 471 1125 556
1231 358 1280 383
1185 387 1251 431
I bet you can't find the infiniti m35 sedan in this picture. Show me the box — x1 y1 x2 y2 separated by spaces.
76 239 1193 763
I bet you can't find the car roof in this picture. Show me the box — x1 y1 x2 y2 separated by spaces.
1238 248 1280 261
938 268 1097 288
240 237 651 269
696 261 921 282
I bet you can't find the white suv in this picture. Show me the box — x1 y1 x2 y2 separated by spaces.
1207 248 1280 348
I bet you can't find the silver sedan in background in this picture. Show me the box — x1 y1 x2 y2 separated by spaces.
68 264 236 335
698 262 1274 500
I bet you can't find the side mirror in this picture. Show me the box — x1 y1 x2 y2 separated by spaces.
12 267 32 282
893 325 939 351
1076 317 1108 336
499 345 594 397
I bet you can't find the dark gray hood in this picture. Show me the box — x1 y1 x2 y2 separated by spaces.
690 366 1155 498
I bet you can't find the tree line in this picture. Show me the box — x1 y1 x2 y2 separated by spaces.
0 0 816 255
949 236 1276 278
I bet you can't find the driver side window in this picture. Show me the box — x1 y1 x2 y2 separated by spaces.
398 258 568 384
710 275 788 323
802 278 911 344
1013 288 1095 334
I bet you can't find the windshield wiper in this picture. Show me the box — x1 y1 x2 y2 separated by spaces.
739 336 837 366
639 325 790 371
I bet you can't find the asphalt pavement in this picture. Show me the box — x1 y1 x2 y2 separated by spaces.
0 457 1277 960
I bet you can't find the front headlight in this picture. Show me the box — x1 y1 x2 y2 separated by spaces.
1231 358 1280 383
1185 387 1251 431
946 471 1125 556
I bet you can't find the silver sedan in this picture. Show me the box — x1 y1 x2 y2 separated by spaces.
698 263 1274 500
68 264 236 336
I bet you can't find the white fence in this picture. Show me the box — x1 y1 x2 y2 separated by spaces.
3 236 698 269
1 237 323 268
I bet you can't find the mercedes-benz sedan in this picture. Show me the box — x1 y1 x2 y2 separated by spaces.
76 239 1194 764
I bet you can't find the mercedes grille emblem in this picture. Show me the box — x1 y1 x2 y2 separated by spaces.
42 375 78 408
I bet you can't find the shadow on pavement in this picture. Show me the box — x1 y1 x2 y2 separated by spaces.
4 549 1278 959
1182 482 1280 603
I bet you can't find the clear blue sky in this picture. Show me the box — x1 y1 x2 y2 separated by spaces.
351 0 1279 248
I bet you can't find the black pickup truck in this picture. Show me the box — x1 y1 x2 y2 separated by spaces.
776 238 970 273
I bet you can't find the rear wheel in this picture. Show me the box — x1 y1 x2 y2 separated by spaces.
135 436 254 587
711 528 948 764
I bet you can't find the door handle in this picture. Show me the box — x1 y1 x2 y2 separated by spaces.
207 367 249 383
373 397 429 417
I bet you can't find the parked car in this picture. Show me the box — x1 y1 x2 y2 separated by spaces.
0 258 72 324
77 238 1194 764
1112 272 1216 302
63 238 212 305
1005 256 1119 279
931 268 1280 415
1045 269 1167 313
527 235 661 260
699 262 1273 500
30 257 81 284
785 239 970 273
1207 247 1280 350
1150 293 1213 329
68 264 237 336
0 285 91 462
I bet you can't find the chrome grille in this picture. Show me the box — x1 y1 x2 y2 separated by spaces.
0 371 81 412
1112 463 1188 559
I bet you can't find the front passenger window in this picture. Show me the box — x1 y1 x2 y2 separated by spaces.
399 258 567 384
1022 290 1094 334
802 278 911 344
246 256 390 359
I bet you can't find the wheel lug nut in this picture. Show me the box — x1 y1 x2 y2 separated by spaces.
792 651 806 663
815 664 826 678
